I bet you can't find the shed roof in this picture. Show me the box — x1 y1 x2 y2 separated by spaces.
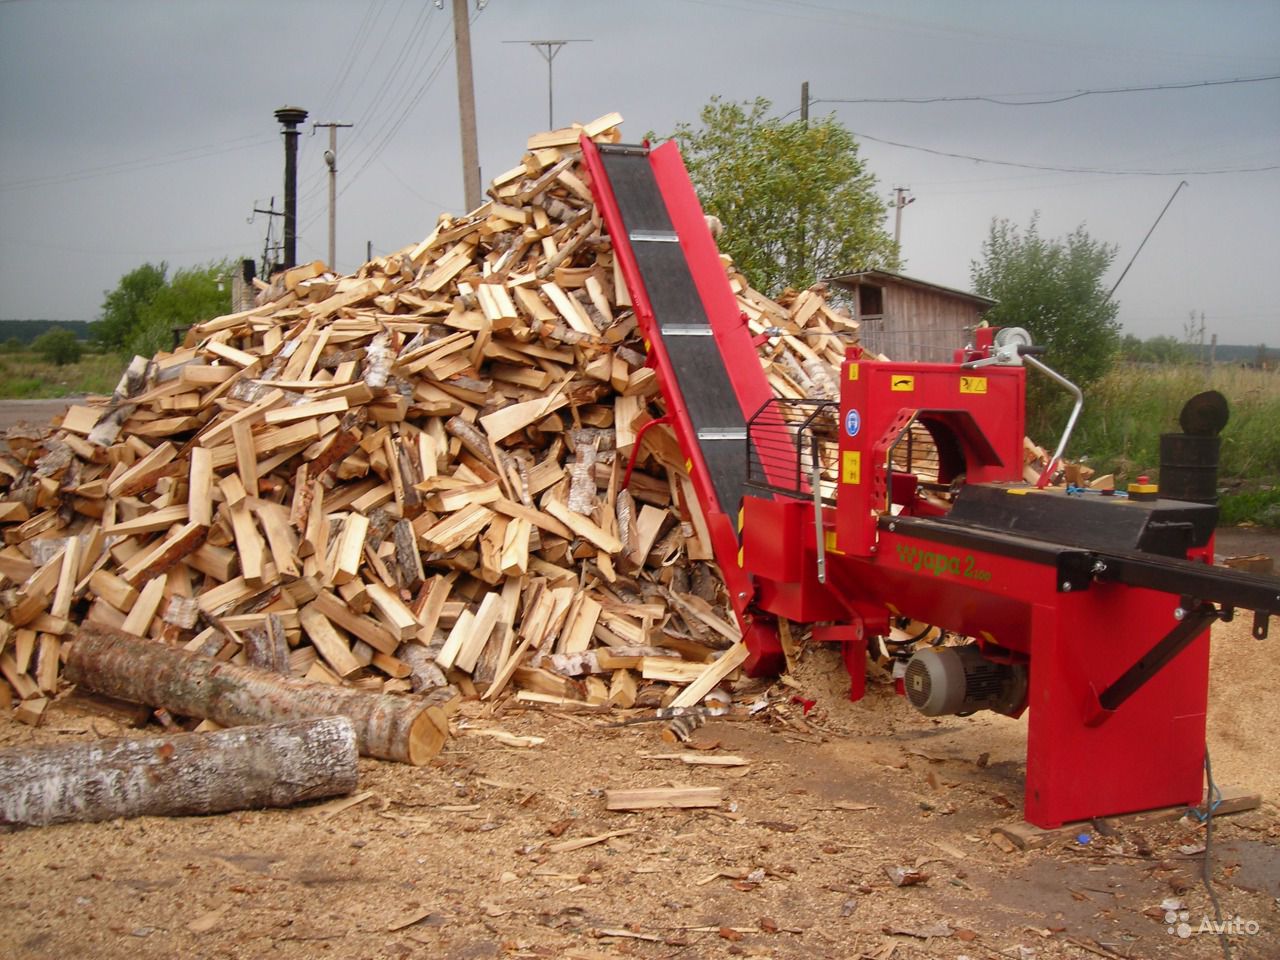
825 269 996 309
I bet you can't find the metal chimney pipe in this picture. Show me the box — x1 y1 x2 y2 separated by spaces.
274 106 308 270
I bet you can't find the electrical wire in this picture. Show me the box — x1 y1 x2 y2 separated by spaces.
848 129 1280 176
0 134 276 192
313 0 387 120
814 73 1280 107
298 2 481 237
298 1 444 210
1201 746 1232 960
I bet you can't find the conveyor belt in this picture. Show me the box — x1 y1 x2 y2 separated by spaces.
596 145 749 521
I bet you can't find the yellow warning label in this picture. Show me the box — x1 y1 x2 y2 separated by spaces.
889 375 915 392
841 451 861 484
823 530 844 555
847 364 859 381
960 376 988 395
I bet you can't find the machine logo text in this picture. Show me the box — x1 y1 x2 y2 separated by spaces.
895 543 991 582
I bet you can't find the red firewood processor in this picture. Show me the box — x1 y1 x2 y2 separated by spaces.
580 135 1280 829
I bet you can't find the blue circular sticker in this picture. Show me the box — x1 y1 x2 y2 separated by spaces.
844 408 861 438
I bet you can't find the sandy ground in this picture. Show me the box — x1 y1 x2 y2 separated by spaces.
0 397 1275 958
1 615 1277 960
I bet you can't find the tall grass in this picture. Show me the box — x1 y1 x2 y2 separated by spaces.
1062 364 1280 483
1055 363 1280 525
0 351 123 399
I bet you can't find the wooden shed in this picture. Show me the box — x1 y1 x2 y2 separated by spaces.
827 269 995 363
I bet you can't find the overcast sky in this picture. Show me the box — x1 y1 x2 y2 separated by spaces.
2 0 1277 346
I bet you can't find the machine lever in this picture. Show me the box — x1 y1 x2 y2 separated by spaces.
811 436 826 584
1096 602 1220 712
1023 355 1084 490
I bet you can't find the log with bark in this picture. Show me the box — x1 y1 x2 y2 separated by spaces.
0 715 357 827
65 623 447 764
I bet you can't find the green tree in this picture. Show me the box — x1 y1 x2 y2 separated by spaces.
93 260 234 356
125 261 234 357
971 215 1120 434
664 97 897 294
33 328 83 366
1120 333 1193 364
94 262 168 349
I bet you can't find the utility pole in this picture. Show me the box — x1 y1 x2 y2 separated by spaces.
313 121 353 272
249 197 284 278
451 0 482 211
889 186 915 257
274 106 308 270
503 39 591 129
800 81 809 125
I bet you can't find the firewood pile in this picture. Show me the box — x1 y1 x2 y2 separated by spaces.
0 113 859 745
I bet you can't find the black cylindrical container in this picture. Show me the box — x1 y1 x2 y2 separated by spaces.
1159 433 1220 503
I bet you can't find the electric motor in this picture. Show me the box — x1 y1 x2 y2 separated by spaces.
903 644 1028 717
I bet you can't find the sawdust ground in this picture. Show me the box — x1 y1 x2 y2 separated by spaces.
1 627 1277 960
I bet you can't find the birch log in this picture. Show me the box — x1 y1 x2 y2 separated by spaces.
65 623 447 764
0 716 357 827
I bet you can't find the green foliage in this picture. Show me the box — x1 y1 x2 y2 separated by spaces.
971 215 1120 437
2 337 21 354
0 320 94 345
664 97 897 295
94 262 168 348
1219 488 1280 528
94 260 233 354
125 261 234 357
32 328 83 366
0 350 123 398
1119 333 1194 364
1070 364 1280 526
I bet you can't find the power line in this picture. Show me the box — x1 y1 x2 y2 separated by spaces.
314 0 386 119
298 2 441 207
1109 180 1189 296
297 4 477 236
849 129 1280 176
813 73 1280 107
0 134 275 192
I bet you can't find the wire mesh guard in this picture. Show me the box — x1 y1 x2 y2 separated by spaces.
745 399 841 504
855 326 969 365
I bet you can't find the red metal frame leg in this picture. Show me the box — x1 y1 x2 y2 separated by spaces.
812 622 869 702
741 617 784 677
1023 589 1210 828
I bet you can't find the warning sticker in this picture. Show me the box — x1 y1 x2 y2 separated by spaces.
890 375 915 392
960 376 988 395
841 451 861 485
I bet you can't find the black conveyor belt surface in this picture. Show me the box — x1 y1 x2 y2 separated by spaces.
599 146 748 521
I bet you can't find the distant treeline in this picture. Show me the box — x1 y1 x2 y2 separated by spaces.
1119 334 1271 366
0 320 93 345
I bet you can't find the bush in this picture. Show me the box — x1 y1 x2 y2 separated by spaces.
32 329 83 366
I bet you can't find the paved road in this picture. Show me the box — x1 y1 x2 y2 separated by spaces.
0 397 78 434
